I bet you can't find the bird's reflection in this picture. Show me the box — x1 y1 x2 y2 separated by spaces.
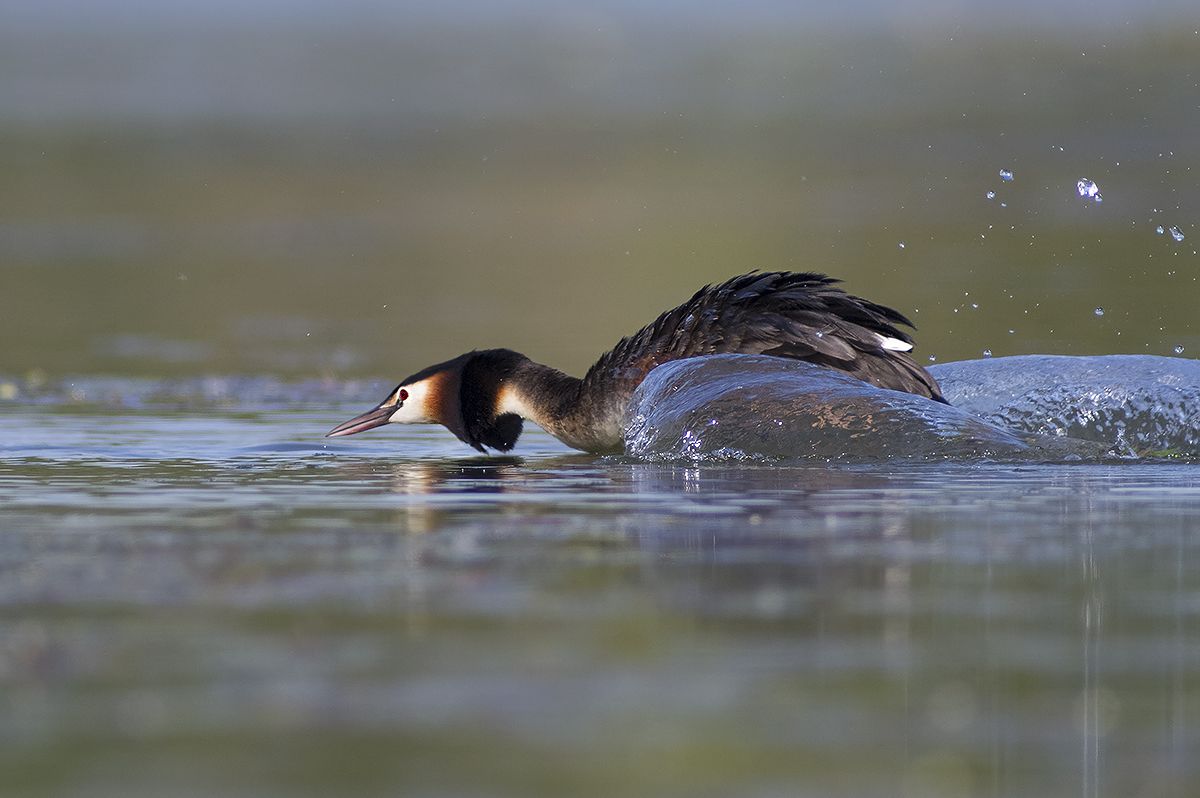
328 454 911 537
349 457 920 636
312 454 1200 795
383 457 526 534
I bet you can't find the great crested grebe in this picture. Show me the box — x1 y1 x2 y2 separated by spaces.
326 271 945 453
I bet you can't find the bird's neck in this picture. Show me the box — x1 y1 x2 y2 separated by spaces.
497 359 627 453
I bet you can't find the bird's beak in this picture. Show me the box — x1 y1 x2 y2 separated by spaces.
325 404 395 438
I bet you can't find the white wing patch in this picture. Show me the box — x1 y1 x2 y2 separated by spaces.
876 334 913 352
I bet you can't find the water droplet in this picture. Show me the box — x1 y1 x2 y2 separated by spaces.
999 169 1014 182
1156 225 1165 235
898 241 906 249
1174 345 1185 354
983 349 993 358
1169 225 1185 242
1094 307 1105 317
1076 178 1102 202
1008 329 1015 334
927 355 937 362
971 303 979 309
1000 202 1008 208
986 190 996 200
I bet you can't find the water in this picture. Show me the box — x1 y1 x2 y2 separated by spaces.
627 356 1035 461
625 354 1200 461
4 375 1200 797
932 355 1200 456
1076 178 1103 203
4 4 1200 795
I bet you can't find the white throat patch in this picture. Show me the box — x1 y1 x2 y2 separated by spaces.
496 383 535 420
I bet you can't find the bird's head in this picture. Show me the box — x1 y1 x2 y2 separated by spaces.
325 350 526 452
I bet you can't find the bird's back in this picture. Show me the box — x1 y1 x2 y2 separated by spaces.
582 271 944 404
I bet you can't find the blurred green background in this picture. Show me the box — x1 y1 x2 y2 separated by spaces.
2 0 1198 379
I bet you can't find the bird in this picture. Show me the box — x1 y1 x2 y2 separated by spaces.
326 271 945 453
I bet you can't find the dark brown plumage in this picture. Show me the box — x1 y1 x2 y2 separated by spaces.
327 271 945 453
585 271 942 401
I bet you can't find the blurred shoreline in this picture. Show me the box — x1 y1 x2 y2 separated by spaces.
2 3 1196 377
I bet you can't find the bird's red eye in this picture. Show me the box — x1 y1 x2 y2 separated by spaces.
398 389 409 402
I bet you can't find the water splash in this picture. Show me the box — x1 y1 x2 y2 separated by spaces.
999 169 1014 182
1157 226 1165 235
986 190 996 200
1094 307 1105 317
1174 345 1185 355
1169 225 1185 242
1076 178 1102 203
931 354 1200 456
624 353 1200 462
983 349 993 358
625 355 1029 461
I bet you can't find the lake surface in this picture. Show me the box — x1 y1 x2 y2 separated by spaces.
2 382 1198 797
3 3 1199 795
